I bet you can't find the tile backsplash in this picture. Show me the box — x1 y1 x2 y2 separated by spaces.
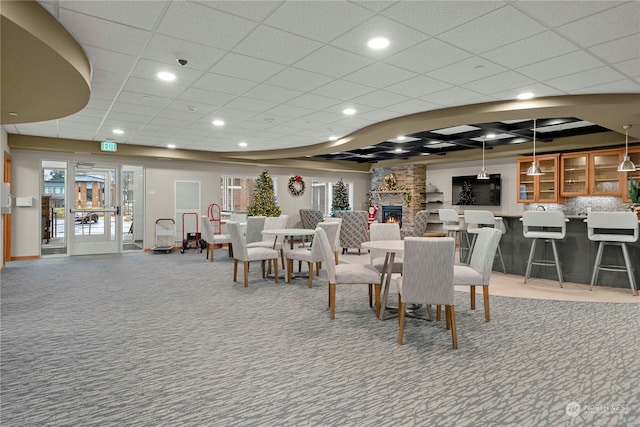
526 197 631 215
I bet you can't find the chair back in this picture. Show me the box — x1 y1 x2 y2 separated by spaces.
401 237 455 305
226 221 248 260
322 217 342 251
522 211 566 238
300 209 323 229
587 212 639 242
278 214 289 229
464 210 497 232
335 210 369 249
245 216 266 244
439 209 464 231
403 210 430 237
229 212 247 223
317 221 340 256
314 227 336 283
200 215 215 242
369 223 401 260
468 228 502 284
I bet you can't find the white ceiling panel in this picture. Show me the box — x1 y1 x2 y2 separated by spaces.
588 34 640 65
265 67 334 92
242 84 303 104
121 77 187 99
311 79 376 101
482 31 579 69
517 50 606 82
514 1 622 27
385 99 444 115
465 71 536 95
209 54 285 82
193 0 281 23
141 34 227 71
546 67 629 92
293 46 374 78
388 39 471 74
426 57 507 86
343 62 417 89
351 90 410 109
54 0 168 31
385 76 452 98
232 26 323 65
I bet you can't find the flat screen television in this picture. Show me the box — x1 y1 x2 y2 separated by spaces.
452 174 501 206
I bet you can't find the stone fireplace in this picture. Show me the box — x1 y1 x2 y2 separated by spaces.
371 165 426 231
381 205 402 228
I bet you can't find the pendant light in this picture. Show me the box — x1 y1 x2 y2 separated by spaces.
526 119 543 176
617 124 636 172
477 135 490 180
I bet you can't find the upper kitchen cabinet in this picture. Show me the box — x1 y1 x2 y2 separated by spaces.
561 153 588 196
589 149 622 196
517 154 560 203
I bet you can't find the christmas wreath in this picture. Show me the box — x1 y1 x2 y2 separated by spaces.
288 175 305 196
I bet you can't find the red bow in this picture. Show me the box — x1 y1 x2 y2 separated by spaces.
295 176 302 183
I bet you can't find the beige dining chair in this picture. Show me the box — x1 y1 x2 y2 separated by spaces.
395 237 457 348
200 216 232 262
247 215 288 268
285 222 339 288
226 221 280 287
314 227 382 319
369 223 403 274
322 217 342 265
452 227 501 322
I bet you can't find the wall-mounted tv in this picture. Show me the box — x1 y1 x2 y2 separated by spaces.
452 174 501 206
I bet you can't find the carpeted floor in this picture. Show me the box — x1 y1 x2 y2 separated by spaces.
1 250 638 426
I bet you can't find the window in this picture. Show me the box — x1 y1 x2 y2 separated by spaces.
312 180 354 216
220 176 279 213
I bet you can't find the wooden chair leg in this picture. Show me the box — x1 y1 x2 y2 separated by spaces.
374 283 381 318
448 305 458 349
398 298 406 345
280 249 285 269
307 262 313 288
243 261 249 287
470 285 476 310
316 261 321 275
436 304 441 321
329 283 336 319
368 284 373 307
483 285 490 322
233 259 238 282
334 251 339 265
273 259 279 283
445 306 451 330
261 260 266 278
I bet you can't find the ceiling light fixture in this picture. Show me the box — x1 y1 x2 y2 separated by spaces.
167 144 176 149
342 108 356 116
112 129 124 135
617 125 636 172
212 119 224 127
157 71 176 81
328 136 338 141
477 135 490 180
517 92 534 100
367 37 390 50
526 119 543 176
238 142 248 147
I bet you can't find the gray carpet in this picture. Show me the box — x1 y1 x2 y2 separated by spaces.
1 250 638 426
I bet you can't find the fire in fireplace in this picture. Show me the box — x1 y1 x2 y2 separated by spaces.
381 205 402 228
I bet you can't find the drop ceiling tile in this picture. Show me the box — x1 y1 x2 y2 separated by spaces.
233 26 323 65
351 90 410 109
385 76 452 98
556 2 640 47
343 62 417 89
59 9 151 56
492 83 562 100
209 53 285 82
424 87 487 106
388 39 472 74
515 1 621 27
157 2 254 50
57 0 167 31
122 77 187 99
83 46 137 76
312 79 376 101
263 1 373 43
193 0 281 22
265 104 315 120
142 34 227 71
385 99 443 115
293 46 374 78
571 79 640 95
265 67 335 92
357 109 402 123
517 50 605 81
613 58 640 79
242 84 303 104
465 71 536 95
116 91 173 109
177 88 236 107
482 31 579 69
588 34 640 65
546 67 629 92
90 69 128 90
224 97 278 113
130 59 204 87
426 57 506 85
288 94 342 111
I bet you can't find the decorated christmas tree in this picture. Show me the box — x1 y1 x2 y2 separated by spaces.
331 179 350 215
457 181 476 205
248 169 281 216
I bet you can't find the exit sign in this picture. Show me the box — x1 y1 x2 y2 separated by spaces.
100 141 117 152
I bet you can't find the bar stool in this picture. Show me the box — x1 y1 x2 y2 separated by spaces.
463 210 506 273
586 212 638 296
439 209 465 262
521 211 567 287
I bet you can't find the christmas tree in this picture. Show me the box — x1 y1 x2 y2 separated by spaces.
248 169 281 216
457 181 476 205
331 179 350 215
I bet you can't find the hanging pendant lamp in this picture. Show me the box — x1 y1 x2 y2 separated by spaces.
526 119 543 176
477 135 490 179
617 125 636 172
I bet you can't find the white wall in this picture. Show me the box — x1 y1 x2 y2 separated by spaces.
426 156 524 216
1 128 7 265
7 148 371 257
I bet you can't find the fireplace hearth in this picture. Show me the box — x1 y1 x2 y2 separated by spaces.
381 205 402 228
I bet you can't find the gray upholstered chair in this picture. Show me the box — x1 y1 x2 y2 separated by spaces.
299 209 323 229
247 215 288 267
369 223 403 274
452 227 501 322
401 210 430 238
226 221 279 287
245 216 266 245
285 222 339 288
334 210 369 254
322 217 342 265
314 227 381 319
200 216 232 262
395 237 457 348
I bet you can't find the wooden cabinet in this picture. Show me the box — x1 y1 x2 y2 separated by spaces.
560 153 588 196
622 146 640 203
559 148 623 196
517 154 560 203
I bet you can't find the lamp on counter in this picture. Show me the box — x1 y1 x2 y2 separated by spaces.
526 119 543 176
617 124 636 172
477 135 490 180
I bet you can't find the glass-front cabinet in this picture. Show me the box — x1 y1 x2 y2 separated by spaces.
517 154 560 203
561 153 588 196
590 149 622 196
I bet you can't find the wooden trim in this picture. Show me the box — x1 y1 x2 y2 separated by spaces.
3 151 11 266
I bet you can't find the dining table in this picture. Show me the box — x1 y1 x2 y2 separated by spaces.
261 228 316 279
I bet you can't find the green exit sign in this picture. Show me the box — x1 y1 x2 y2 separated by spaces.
100 141 117 152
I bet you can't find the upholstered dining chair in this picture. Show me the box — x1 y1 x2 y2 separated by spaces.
321 217 342 265
285 222 339 288
463 210 506 273
200 216 232 262
401 210 430 238
369 223 403 274
452 227 501 322
395 237 457 348
299 209 324 229
247 215 289 268
315 227 382 319
245 216 266 245
334 210 369 254
226 221 279 287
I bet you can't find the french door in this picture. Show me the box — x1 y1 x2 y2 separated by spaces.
67 163 122 255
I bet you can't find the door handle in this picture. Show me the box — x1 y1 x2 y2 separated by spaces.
116 206 120 215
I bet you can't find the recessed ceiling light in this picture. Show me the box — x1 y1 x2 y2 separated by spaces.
8 112 18 116
367 37 390 50
212 119 225 127
238 142 248 147
342 108 356 116
157 71 176 81
328 136 339 141
486 133 496 139
397 135 406 141
167 144 176 149
112 129 124 135
394 148 402 153
517 92 534 100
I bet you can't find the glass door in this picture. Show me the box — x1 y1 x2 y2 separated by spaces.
67 163 122 255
